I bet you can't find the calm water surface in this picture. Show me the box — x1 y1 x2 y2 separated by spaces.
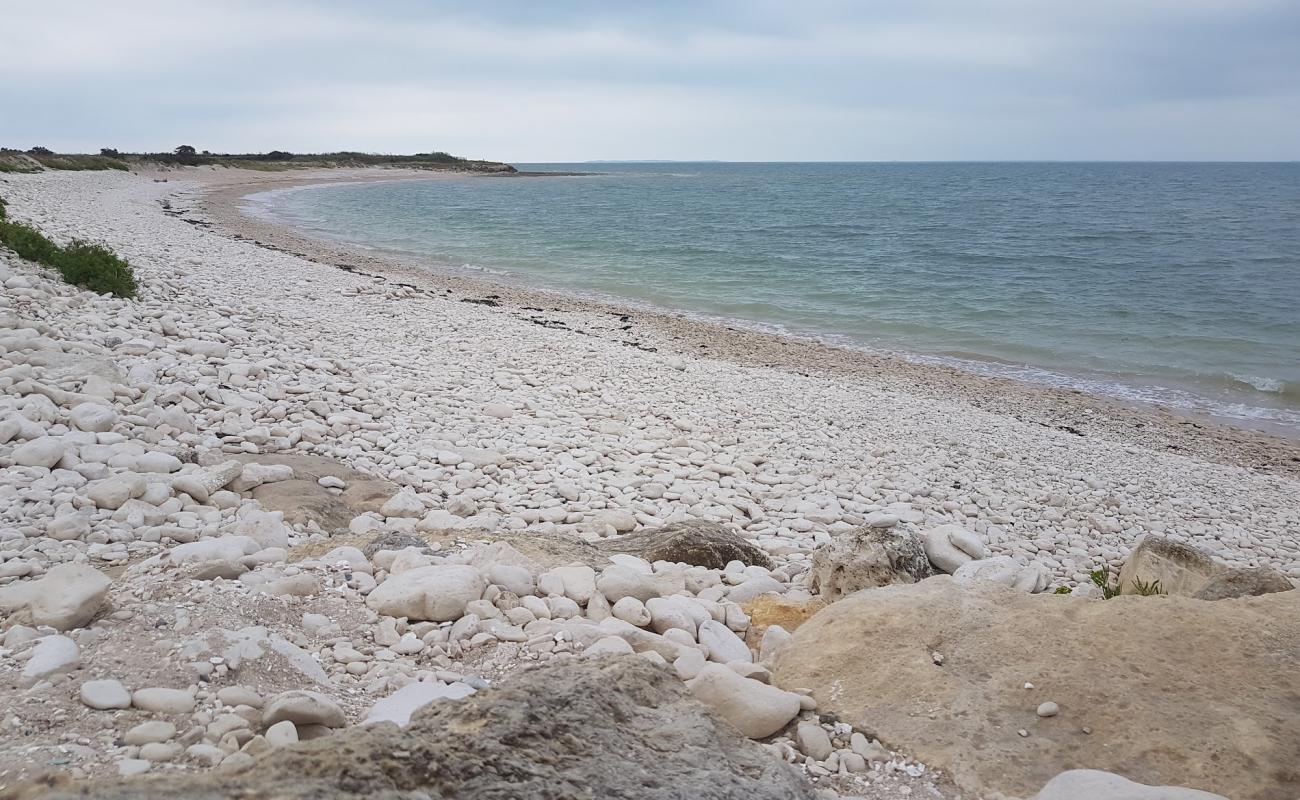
244 162 1300 434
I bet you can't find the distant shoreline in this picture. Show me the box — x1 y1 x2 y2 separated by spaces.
179 167 1300 475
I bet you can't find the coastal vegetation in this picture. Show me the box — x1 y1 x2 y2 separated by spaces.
0 197 136 297
0 146 515 173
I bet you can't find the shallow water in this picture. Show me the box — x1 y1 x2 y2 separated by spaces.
244 162 1300 434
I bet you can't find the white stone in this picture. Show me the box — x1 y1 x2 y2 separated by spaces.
699 619 752 664
686 663 802 738
796 720 834 760
362 681 475 727
263 690 346 728
13 437 65 469
20 635 80 687
584 635 635 658
488 563 535 596
611 596 652 627
954 556 1052 593
264 720 300 747
70 403 117 433
922 524 987 573
131 687 196 714
380 490 426 519
0 562 111 631
596 564 664 603
365 564 486 622
80 678 131 710
124 721 177 745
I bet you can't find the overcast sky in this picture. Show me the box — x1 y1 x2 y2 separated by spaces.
2 0 1297 161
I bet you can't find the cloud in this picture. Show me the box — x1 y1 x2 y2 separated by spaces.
2 0 1297 159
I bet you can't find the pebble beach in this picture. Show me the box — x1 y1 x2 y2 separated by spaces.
1 167 1297 799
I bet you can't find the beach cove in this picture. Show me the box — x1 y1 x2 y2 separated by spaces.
1 166 1298 798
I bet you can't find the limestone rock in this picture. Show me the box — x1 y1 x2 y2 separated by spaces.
81 679 132 710
1119 535 1294 599
795 720 833 760
380 490 425 519
921 524 985 573
699 619 752 664
952 556 1052 593
599 520 772 570
1033 769 1229 800
46 658 815 800
20 635 81 687
263 690 346 728
365 564 486 622
69 403 117 433
807 526 934 601
362 681 476 727
12 437 66 469
0 562 112 631
1193 566 1294 600
131 688 196 714
773 576 1300 800
686 663 802 739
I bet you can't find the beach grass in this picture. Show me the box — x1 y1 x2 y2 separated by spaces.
0 203 136 298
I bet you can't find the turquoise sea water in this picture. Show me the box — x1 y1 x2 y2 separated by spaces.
244 162 1300 435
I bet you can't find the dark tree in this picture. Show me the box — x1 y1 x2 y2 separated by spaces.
100 148 120 157
27 146 53 155
174 145 197 156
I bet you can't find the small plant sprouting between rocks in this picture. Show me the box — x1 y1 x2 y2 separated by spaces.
1089 567 1164 598
1089 567 1120 599
0 202 136 298
1053 586 1072 594
1130 577 1164 596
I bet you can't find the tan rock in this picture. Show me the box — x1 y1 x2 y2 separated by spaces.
807 526 933 601
740 595 825 649
1118 535 1293 599
773 576 1300 800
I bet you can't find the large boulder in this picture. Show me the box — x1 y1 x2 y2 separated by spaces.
1033 769 1229 800
365 564 486 622
1118 535 1293 599
0 563 111 630
921 524 985 573
27 658 816 800
952 556 1051 593
686 663 801 738
598 520 772 569
235 453 397 533
807 526 933 601
772 576 1300 800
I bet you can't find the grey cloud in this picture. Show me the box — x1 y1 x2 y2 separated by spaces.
1 0 1296 160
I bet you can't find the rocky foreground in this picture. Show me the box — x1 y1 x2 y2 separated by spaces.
1 170 1298 799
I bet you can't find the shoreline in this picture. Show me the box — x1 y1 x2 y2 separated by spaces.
2 164 1297 798
188 167 1300 477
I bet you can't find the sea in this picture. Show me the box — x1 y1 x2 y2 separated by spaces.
242 162 1300 436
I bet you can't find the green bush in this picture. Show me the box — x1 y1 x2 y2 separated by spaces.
0 195 6 219
0 220 61 263
0 216 136 298
54 241 137 297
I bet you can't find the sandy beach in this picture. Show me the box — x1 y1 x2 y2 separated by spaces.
2 166 1298 798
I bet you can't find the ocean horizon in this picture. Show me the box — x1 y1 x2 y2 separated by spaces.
244 161 1300 436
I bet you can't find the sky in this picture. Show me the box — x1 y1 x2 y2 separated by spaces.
2 0 1298 162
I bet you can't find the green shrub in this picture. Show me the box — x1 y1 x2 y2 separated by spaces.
1089 567 1120 599
0 216 136 298
0 195 6 219
54 241 137 297
0 220 61 263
